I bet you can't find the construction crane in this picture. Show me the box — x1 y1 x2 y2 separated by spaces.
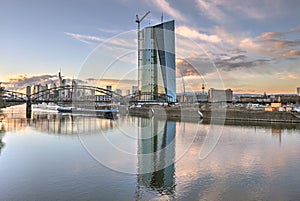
136 11 150 100
136 11 150 33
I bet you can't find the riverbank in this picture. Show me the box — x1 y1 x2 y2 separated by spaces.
201 110 300 123
128 104 300 123
128 104 202 119
0 101 23 109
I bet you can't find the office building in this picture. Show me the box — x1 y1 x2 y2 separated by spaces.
132 86 138 95
114 89 122 96
139 20 176 102
106 85 112 91
208 88 233 103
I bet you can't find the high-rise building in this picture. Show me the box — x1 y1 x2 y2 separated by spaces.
26 86 31 97
140 20 176 102
132 86 138 95
114 89 122 96
297 87 300 96
106 85 112 91
33 84 49 100
58 71 67 99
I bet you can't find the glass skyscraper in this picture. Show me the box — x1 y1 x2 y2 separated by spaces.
139 20 176 102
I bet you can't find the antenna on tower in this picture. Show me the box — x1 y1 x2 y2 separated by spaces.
161 12 164 23
202 83 205 93
58 67 61 79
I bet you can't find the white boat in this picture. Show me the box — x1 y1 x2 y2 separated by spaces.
32 103 59 110
57 106 119 119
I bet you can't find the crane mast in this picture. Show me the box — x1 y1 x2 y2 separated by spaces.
136 11 150 101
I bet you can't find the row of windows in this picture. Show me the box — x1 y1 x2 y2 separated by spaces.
143 49 156 51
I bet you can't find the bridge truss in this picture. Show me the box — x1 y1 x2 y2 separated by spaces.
1 85 123 104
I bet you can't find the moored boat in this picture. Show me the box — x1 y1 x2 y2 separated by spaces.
57 106 119 119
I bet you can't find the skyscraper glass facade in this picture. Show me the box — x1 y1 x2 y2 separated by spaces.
140 20 176 102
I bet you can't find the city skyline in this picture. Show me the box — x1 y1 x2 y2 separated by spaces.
1 0 300 94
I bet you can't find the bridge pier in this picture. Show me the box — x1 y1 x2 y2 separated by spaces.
26 101 32 119
26 86 32 119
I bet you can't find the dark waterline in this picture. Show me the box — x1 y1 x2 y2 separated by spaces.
1 105 300 201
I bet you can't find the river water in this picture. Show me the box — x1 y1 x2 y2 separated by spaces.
1 104 300 201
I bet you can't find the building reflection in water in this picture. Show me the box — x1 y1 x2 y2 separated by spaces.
272 128 282 144
137 117 176 197
0 111 5 155
1 113 116 135
0 128 5 155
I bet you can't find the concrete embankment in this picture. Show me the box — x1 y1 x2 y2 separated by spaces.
128 105 300 123
201 110 300 123
128 105 202 119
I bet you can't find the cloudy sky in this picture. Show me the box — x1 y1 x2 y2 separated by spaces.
1 0 300 94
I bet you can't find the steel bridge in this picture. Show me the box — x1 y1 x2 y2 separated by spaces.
1 85 175 118
1 85 121 102
1 85 124 117
1 85 175 104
